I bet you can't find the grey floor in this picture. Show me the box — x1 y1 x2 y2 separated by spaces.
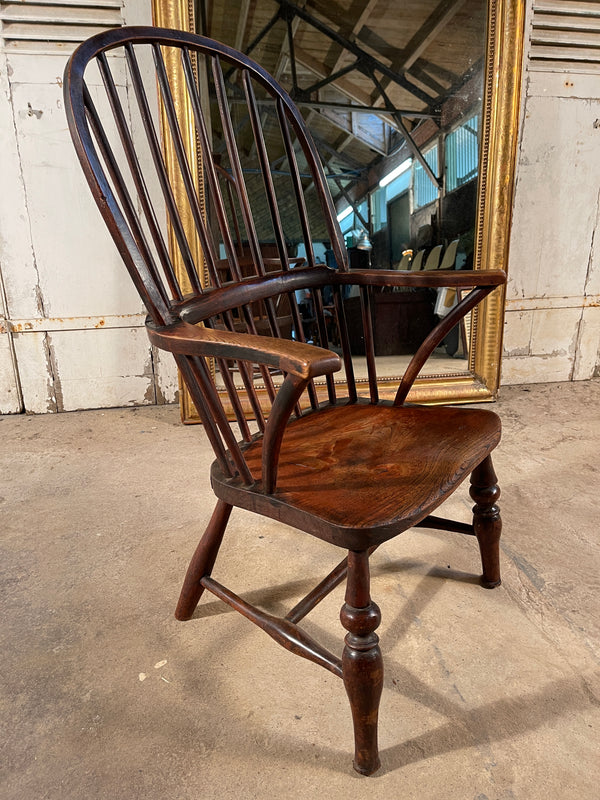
2 381 599 799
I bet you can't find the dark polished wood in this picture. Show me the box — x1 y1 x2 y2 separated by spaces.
200 575 343 677
64 26 507 776
344 290 436 356
470 455 502 588
175 499 232 620
341 550 383 776
226 402 501 549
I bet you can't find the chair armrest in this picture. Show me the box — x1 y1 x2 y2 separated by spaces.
146 319 342 380
147 319 340 494
338 268 506 290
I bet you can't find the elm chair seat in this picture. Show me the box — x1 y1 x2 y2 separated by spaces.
217 403 501 547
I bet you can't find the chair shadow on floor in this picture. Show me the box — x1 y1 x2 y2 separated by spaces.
179 552 596 775
188 554 485 669
189 553 480 623
252 670 595 778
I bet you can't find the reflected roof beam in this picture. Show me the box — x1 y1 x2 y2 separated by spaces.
293 44 373 106
329 168 369 230
247 9 301 160
398 0 467 72
290 46 426 152
233 0 251 51
323 114 387 155
286 46 391 152
311 132 365 172
325 0 379 75
294 99 437 118
405 63 447 98
226 96 434 117
274 0 433 106
372 0 467 101
369 70 441 189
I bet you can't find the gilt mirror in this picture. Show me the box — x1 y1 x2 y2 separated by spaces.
152 0 524 420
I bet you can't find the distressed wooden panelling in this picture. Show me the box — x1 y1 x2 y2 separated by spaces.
9 330 58 412
0 0 122 53
9 81 141 318
508 74 600 302
503 5 600 385
573 306 600 379
500 351 576 384
0 275 20 411
46 327 158 412
153 346 179 405
10 326 156 412
0 337 21 412
530 0 600 72
0 50 40 321
0 0 181 413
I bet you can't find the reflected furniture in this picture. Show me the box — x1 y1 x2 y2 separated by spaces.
344 291 436 356
410 249 425 271
439 239 460 270
65 27 506 776
424 244 444 270
393 252 412 270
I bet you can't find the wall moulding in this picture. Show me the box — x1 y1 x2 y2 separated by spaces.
506 296 600 312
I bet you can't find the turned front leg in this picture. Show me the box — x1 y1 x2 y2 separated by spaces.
340 550 383 776
470 455 502 588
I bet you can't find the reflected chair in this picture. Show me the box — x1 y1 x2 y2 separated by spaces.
64 26 506 776
409 249 425 271
439 238 460 270
435 239 468 354
393 252 412 270
213 162 303 340
423 244 444 270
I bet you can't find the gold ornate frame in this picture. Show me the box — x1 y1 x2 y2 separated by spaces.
152 0 525 418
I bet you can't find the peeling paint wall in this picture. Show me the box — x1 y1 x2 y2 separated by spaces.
0 0 179 414
0 263 21 413
503 1 600 385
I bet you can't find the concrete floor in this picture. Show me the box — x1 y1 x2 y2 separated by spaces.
2 380 599 799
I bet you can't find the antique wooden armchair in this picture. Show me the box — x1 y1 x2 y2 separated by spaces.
64 27 505 776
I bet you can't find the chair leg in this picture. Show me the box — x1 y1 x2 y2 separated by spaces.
340 550 383 776
469 455 502 588
175 499 233 621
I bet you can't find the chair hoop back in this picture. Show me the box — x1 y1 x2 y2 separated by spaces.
64 26 349 328
64 26 505 490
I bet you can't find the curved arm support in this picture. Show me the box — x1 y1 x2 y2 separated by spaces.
394 285 497 405
146 319 341 380
262 373 309 494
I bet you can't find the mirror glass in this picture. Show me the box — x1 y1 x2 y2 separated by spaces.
196 0 487 388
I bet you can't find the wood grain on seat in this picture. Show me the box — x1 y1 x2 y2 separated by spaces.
214 403 500 547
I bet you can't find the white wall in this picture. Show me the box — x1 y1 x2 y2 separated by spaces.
502 1 600 384
0 0 178 414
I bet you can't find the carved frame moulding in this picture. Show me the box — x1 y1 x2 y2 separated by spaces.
151 0 525 420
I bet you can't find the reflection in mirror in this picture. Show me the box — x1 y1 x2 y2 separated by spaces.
195 0 487 398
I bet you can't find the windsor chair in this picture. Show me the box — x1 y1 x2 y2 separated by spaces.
64 26 505 776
